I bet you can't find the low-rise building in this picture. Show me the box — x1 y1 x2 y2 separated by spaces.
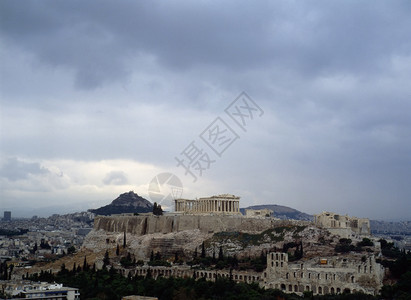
0 280 80 299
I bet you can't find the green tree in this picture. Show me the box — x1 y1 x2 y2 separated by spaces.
83 256 89 271
103 250 110 267
218 246 224 261
201 242 206 258
152 202 163 216
67 245 75 254
154 251 161 261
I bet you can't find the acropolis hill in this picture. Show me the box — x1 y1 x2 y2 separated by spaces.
92 194 369 237
81 194 384 296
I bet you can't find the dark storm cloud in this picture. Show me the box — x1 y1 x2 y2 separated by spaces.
1 1 410 219
1 1 410 89
0 157 50 181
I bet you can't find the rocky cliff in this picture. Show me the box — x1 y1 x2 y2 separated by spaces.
84 215 337 262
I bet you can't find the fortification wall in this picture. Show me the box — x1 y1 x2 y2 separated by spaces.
94 214 309 235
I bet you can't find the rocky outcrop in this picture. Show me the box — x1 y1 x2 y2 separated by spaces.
83 229 211 260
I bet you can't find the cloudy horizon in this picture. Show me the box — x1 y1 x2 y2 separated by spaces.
1 1 410 220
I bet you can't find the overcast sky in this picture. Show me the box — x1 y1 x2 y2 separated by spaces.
1 1 410 220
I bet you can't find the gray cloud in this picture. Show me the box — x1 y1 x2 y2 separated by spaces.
0 157 50 181
0 1 410 220
2 1 410 90
103 171 128 185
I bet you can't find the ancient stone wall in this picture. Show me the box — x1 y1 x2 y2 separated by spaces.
126 265 262 284
314 212 371 237
93 214 310 235
263 252 384 296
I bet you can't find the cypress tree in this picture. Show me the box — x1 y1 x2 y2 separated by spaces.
218 246 224 261
83 256 88 271
201 242 206 258
155 251 161 261
103 250 110 267
300 241 304 258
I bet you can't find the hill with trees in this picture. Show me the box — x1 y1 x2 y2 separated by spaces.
89 191 153 216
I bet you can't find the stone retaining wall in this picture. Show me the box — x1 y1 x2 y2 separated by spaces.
94 214 310 235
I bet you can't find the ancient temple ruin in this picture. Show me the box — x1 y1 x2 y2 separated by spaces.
174 194 241 215
314 211 371 237
263 252 384 295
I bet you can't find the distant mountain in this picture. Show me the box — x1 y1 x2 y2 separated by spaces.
89 191 153 216
370 220 411 235
241 204 313 221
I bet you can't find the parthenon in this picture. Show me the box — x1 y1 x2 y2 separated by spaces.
174 194 241 215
